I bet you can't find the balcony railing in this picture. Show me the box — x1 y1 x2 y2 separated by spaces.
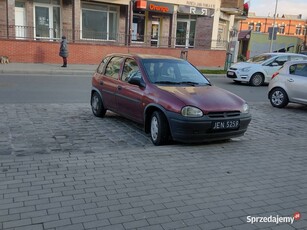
0 24 228 50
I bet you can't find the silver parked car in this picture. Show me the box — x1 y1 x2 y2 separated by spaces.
268 60 307 108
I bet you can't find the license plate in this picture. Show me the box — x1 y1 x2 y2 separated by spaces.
212 120 240 130
227 71 234 75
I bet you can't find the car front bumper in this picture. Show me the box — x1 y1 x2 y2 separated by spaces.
166 111 252 143
227 71 250 82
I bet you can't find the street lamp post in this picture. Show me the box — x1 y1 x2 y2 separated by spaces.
269 0 278 52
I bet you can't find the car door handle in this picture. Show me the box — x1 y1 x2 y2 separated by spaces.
99 81 104 85
287 78 294 82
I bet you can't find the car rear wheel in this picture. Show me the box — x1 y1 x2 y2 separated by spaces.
249 73 264 86
269 88 289 108
91 92 106 117
150 111 169 146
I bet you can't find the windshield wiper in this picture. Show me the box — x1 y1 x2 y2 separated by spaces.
154 81 181 84
179 81 199 86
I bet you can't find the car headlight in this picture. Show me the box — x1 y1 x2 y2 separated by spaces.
181 106 203 117
241 67 251 72
241 103 250 113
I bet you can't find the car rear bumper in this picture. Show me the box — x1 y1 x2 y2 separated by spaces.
166 111 252 143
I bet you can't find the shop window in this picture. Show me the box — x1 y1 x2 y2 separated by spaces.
82 3 118 40
132 13 145 42
34 0 60 39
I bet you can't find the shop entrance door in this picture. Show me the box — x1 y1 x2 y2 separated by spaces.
176 20 195 48
34 4 60 39
151 18 160 47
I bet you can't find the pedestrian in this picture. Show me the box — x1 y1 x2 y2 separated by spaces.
59 35 68 67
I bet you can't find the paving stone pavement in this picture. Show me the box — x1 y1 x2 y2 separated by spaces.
0 102 307 230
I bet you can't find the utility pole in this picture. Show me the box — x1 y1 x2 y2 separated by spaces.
269 0 278 52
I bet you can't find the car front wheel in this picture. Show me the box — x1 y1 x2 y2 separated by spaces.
91 92 106 117
249 73 264 86
150 111 169 146
269 88 289 108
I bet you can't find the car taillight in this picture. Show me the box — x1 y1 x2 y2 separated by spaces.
271 72 279 79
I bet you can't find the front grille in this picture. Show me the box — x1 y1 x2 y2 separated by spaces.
207 111 241 118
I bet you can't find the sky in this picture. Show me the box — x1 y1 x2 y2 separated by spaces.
248 0 307 19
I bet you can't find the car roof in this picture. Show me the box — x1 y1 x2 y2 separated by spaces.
282 60 307 66
106 53 183 61
259 52 306 56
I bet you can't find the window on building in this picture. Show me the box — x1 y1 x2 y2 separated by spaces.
303 26 307 36
82 3 118 40
296 25 302 35
279 24 285 34
176 15 197 48
255 23 261 32
34 0 60 39
248 22 254 31
132 12 145 42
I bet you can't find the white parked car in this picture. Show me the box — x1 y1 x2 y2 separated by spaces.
227 53 307 86
268 60 307 108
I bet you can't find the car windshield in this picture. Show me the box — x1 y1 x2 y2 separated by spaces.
246 54 275 63
141 59 210 86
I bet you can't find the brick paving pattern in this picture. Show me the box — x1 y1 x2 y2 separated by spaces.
0 103 306 230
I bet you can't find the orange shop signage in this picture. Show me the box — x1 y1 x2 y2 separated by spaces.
147 1 174 13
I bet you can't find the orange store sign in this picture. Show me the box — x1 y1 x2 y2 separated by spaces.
147 1 174 13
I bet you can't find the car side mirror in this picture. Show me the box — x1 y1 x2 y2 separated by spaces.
128 76 146 88
271 62 279 66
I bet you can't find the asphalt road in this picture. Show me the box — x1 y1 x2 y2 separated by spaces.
0 73 268 104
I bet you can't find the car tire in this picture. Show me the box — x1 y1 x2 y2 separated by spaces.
249 73 264 86
150 111 169 146
91 92 106 117
269 88 289 108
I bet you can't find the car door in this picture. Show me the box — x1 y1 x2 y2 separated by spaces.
286 63 307 103
263 55 289 81
99 56 124 111
116 58 145 123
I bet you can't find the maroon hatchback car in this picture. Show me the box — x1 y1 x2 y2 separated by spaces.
91 54 251 145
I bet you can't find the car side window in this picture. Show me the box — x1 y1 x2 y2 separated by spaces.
96 56 110 74
290 56 307 61
121 58 141 82
105 56 124 79
273 56 288 66
290 64 307 77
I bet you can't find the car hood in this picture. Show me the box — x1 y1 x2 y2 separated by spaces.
230 62 260 69
157 85 245 113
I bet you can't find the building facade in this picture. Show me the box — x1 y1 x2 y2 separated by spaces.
239 14 307 50
0 0 246 66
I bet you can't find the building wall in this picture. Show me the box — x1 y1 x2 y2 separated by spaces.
240 16 307 42
0 39 226 68
248 32 302 58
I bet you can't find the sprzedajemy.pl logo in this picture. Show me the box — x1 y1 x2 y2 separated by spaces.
247 212 301 225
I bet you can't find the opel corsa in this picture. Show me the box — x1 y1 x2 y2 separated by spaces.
91 54 252 145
